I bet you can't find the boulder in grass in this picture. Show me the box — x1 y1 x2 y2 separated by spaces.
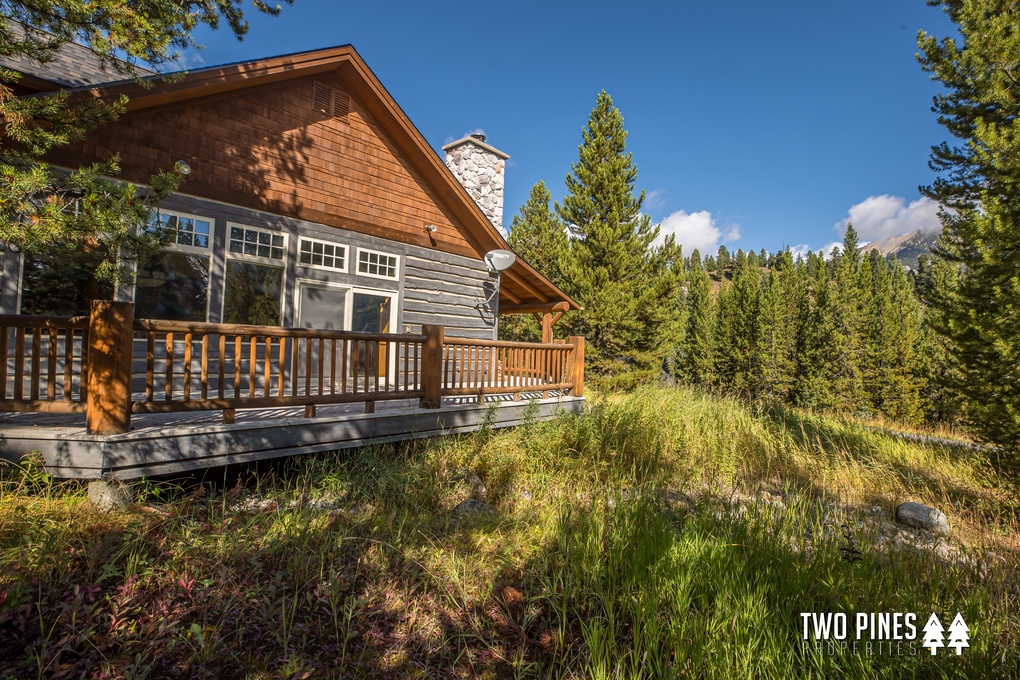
455 469 488 503
895 502 950 536
451 498 497 521
88 480 132 512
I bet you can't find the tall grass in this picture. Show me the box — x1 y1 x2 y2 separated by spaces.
1 386 1016 678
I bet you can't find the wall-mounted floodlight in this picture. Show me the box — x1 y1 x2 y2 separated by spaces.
484 249 516 273
424 224 438 234
175 160 192 176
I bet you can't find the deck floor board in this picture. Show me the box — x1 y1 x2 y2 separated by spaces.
0 393 583 479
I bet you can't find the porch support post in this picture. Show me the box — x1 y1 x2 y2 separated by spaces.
420 324 444 409
86 300 135 435
533 311 564 344
568 335 584 398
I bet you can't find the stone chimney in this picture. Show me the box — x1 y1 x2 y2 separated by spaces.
442 133 509 236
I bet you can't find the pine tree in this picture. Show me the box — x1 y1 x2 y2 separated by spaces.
724 251 760 393
915 255 967 423
507 180 568 285
1 2 291 282
557 91 681 379
754 250 799 400
678 250 714 385
501 181 568 342
918 1 1020 454
811 226 868 413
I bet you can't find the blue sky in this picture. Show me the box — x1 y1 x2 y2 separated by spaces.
182 0 956 256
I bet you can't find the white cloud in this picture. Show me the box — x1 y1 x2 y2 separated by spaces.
821 241 843 256
655 209 740 254
789 244 812 260
834 195 941 241
644 189 667 212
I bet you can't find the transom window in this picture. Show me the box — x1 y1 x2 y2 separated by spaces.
357 248 399 280
149 210 211 249
299 238 347 271
229 225 285 260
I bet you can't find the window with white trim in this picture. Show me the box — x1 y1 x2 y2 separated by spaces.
149 210 212 249
356 248 399 280
299 238 347 271
229 225 285 260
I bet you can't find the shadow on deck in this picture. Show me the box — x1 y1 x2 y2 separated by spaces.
0 393 584 479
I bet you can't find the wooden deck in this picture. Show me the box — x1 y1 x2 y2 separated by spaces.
0 307 585 479
0 393 584 479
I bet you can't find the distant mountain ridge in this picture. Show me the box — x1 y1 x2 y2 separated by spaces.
860 229 940 269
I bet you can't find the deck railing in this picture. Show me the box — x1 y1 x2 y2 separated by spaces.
0 301 583 434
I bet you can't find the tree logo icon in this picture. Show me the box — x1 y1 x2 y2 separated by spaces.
922 613 945 655
947 613 970 655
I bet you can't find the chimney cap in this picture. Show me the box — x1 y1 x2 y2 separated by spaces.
442 134 510 159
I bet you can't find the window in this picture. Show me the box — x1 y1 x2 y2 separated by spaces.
229 225 285 260
299 238 347 271
356 248 399 280
134 252 210 321
20 240 114 315
149 211 211 249
222 261 283 326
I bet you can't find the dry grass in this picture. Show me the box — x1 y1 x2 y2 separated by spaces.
1 386 1017 678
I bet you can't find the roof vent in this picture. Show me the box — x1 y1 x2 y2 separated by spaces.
313 81 350 124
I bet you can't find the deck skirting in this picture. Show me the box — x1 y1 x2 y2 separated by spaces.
0 396 584 479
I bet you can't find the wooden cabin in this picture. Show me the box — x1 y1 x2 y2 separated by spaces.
0 42 583 479
0 43 578 339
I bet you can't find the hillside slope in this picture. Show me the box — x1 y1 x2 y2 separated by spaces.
1 387 1017 678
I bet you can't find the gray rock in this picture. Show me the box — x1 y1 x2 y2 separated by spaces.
895 502 950 536
88 480 132 512
455 469 487 502
451 498 496 520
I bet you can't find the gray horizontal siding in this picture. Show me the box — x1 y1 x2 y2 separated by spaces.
2 193 506 339
402 253 496 340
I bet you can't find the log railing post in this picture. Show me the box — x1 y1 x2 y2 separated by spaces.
420 325 444 409
568 335 584 398
86 300 135 435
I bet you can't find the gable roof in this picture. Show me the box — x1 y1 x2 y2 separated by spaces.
52 45 578 313
1 23 154 91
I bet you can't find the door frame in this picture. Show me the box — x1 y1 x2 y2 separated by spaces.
293 279 400 378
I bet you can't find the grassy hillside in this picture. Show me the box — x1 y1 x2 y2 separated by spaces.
1 387 1017 678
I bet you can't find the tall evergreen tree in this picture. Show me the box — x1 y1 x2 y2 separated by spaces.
557 91 681 379
501 181 569 342
678 250 714 385
915 255 967 424
918 0 1020 454
507 180 568 285
864 251 923 424
754 250 798 401
722 251 760 393
811 225 868 413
